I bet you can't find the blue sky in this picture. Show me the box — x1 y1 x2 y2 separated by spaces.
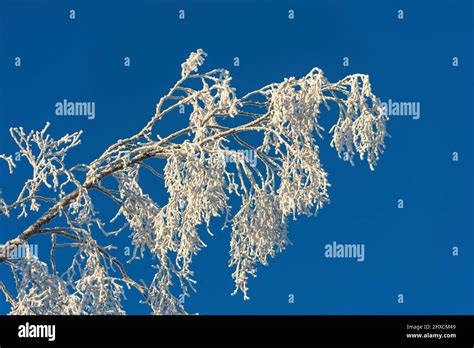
0 0 472 314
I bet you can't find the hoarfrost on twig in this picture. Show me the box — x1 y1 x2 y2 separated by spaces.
0 49 389 314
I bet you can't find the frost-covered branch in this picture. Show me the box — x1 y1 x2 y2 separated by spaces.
0 49 389 314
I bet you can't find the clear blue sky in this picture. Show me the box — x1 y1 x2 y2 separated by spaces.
0 0 472 314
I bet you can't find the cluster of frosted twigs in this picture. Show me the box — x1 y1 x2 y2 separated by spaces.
0 49 388 314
